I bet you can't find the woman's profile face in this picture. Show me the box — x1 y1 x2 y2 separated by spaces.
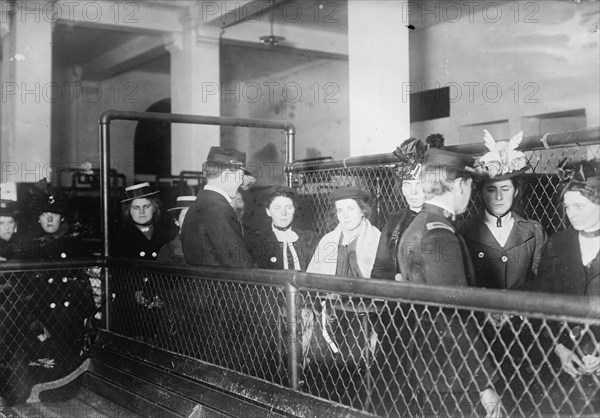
482 178 516 216
266 196 295 229
563 191 600 232
130 198 155 225
39 212 63 234
401 179 425 211
335 198 364 232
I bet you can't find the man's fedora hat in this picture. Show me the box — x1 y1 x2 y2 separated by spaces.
121 182 160 203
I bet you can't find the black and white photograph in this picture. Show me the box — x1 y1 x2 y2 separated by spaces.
1 1 599 417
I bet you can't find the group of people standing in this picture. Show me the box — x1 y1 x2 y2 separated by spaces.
3 133 597 414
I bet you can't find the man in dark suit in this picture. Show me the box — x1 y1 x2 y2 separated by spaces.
398 148 503 417
181 146 255 267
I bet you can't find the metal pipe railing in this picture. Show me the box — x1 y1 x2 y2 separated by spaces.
289 126 600 172
106 258 600 321
98 110 296 258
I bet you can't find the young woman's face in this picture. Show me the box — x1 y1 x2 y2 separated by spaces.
564 191 600 232
482 179 517 217
335 198 364 232
401 179 425 211
0 216 16 241
130 198 155 225
39 212 63 234
266 196 295 229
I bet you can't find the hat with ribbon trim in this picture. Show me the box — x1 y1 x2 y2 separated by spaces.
121 182 160 203
472 130 529 181
558 158 600 205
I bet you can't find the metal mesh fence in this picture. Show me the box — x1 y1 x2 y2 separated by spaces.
0 262 102 405
104 262 599 418
292 141 600 237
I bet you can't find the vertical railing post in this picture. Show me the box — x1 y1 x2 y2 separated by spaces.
285 126 295 187
285 280 299 389
99 118 111 330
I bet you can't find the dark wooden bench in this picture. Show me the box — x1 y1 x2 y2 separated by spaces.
79 330 375 418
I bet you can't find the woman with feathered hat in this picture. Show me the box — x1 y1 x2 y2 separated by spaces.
460 130 547 290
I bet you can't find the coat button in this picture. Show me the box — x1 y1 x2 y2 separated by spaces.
270 257 277 263
478 252 484 258
140 251 145 257
62 277 68 283
48 278 53 283
60 252 67 258
64 301 70 307
501 256 508 263
50 302 56 308
151 252 157 258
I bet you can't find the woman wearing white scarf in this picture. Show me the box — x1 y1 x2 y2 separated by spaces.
307 188 381 278
246 186 317 271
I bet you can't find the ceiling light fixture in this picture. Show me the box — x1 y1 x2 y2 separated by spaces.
259 0 285 46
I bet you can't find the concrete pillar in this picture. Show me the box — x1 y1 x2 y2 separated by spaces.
1 1 53 183
348 0 410 156
167 7 221 176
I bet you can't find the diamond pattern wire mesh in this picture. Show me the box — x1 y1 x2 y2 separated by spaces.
108 268 288 385
1 267 100 405
295 144 600 236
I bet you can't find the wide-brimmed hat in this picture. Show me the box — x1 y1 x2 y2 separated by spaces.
167 196 196 212
121 182 160 203
472 130 529 181
330 188 370 203
28 178 71 216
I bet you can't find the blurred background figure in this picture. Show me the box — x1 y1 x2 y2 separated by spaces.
157 196 195 265
0 182 21 261
116 182 176 261
247 186 317 271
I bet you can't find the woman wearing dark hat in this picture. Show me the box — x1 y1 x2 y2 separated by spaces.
156 195 196 265
307 188 381 277
2 179 95 403
20 178 82 260
116 182 176 261
460 130 547 290
521 159 600 414
0 199 21 261
247 186 317 271
371 135 443 279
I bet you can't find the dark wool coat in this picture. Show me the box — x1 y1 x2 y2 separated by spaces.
181 189 254 268
525 229 600 297
398 203 491 394
371 209 418 280
459 213 547 289
115 219 175 261
247 226 318 271
156 235 186 265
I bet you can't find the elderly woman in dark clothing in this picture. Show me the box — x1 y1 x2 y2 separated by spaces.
370 135 443 279
247 186 317 271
